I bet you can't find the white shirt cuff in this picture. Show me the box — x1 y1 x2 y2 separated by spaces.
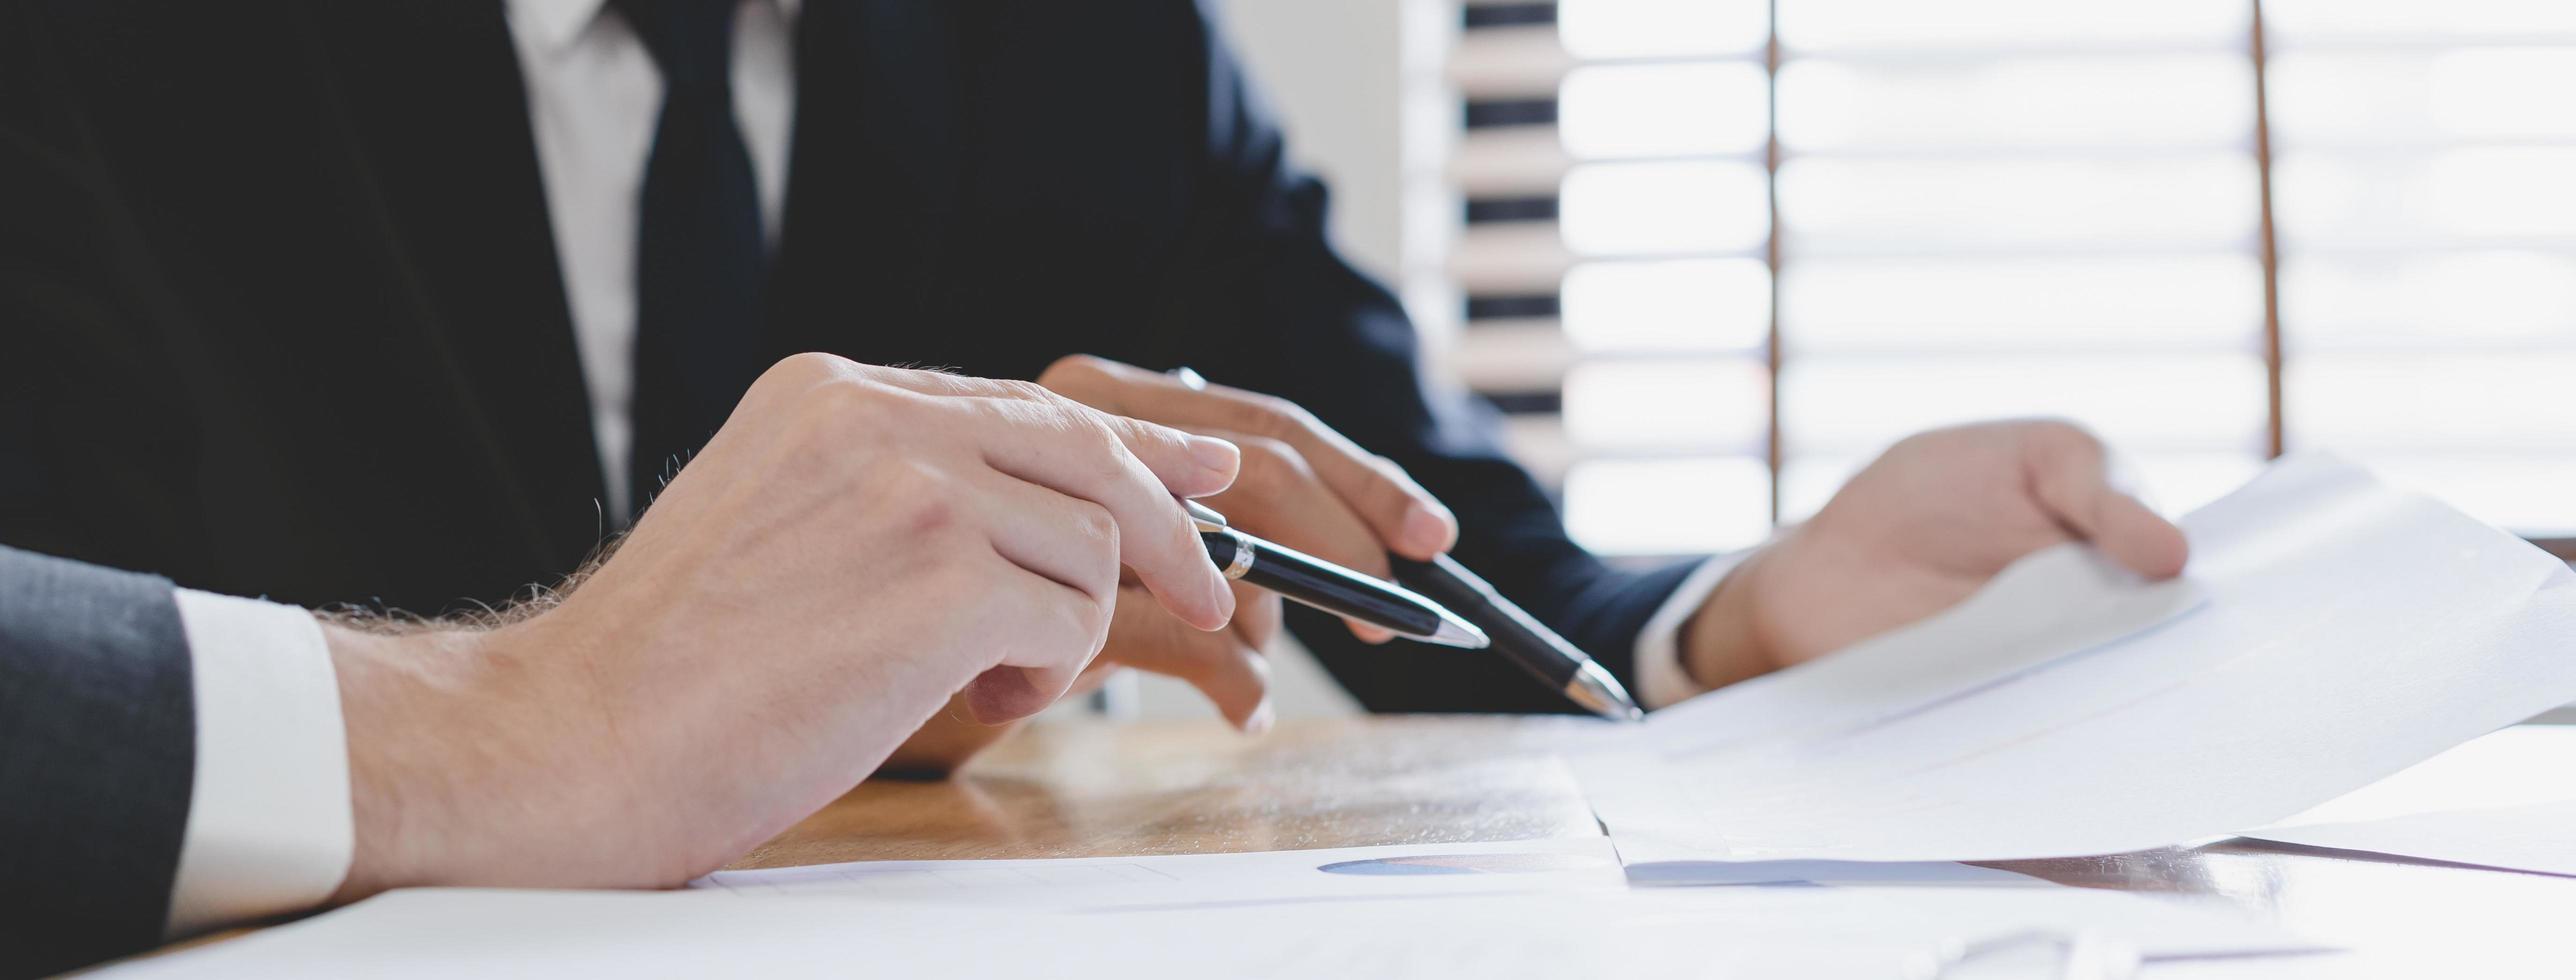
164 590 354 938
1631 550 1758 710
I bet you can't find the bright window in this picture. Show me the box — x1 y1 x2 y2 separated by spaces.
1432 0 2576 556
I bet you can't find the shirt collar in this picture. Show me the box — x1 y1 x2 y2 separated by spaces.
507 0 801 54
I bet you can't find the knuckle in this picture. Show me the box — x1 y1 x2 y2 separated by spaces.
769 351 850 384
902 498 960 539
1234 435 1311 484
1360 454 1414 498
872 462 960 535
1079 418 1137 477
994 377 1054 403
1078 592 1114 642
2023 418 2099 463
1037 604 1101 667
1233 434 1299 468
1230 392 1309 438
1040 354 1113 386
1073 505 1121 578
1071 500 1117 541
806 378 890 429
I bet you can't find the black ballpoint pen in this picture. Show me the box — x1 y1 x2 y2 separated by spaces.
1390 554 1644 722
1185 500 1488 649
1166 366 1642 720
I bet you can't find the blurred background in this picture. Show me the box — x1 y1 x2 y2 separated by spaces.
1143 0 2576 720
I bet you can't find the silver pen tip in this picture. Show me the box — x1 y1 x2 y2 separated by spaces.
1565 660 1644 722
1422 609 1490 649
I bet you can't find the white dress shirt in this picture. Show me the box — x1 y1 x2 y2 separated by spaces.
164 591 350 938
160 0 1734 937
512 0 800 520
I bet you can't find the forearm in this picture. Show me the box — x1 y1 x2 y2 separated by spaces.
324 621 545 903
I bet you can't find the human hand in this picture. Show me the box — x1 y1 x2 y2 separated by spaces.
1683 420 2189 688
1033 355 1458 731
325 353 1240 898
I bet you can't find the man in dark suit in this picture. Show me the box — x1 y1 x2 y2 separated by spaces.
1 354 1254 975
0 1 2183 746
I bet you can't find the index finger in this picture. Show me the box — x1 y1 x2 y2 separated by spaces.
950 394 1241 632
853 365 1242 499
1041 356 1458 560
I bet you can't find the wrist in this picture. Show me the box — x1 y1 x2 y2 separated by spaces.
1678 542 1782 690
323 622 518 902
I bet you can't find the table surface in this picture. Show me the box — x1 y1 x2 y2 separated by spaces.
731 716 2576 978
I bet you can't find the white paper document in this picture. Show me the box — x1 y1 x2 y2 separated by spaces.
2244 800 2576 877
1580 455 2576 864
693 836 1632 909
705 834 2052 897
106 871 2320 978
2251 725 2576 828
1642 542 2209 757
2235 726 2576 875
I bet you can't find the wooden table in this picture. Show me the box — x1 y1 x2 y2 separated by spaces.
734 716 2576 978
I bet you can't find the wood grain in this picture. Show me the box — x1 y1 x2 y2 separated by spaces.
730 716 1609 867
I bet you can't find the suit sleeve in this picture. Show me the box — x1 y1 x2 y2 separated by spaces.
0 545 198 977
1153 1 1702 713
1 12 353 968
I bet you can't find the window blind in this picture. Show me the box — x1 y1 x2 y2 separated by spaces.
2266 0 2576 536
1417 0 2573 557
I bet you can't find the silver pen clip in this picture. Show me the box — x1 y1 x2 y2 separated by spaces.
1182 498 1230 534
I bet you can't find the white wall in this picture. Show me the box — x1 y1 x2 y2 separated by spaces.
1206 0 1406 280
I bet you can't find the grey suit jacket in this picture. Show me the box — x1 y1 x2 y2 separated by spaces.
0 545 197 977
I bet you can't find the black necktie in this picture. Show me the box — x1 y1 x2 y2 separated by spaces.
617 0 768 523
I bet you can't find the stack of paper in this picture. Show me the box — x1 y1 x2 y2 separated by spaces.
1579 455 2576 866
2240 726 2576 876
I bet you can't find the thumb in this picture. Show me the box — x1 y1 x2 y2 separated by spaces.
2025 426 2189 579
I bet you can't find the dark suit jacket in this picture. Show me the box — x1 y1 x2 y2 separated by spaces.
0 0 1697 714
0 545 197 977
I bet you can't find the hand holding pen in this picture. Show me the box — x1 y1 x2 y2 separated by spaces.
1038 356 1465 648
1019 355 1471 731
1185 500 1485 649
1034 356 1642 721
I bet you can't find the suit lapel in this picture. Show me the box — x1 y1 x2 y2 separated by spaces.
304 0 607 572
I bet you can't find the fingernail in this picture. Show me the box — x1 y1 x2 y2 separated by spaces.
1400 502 1454 555
1205 569 1237 629
1244 700 1275 736
1187 435 1240 479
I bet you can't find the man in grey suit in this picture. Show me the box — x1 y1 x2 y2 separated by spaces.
0 355 1251 975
